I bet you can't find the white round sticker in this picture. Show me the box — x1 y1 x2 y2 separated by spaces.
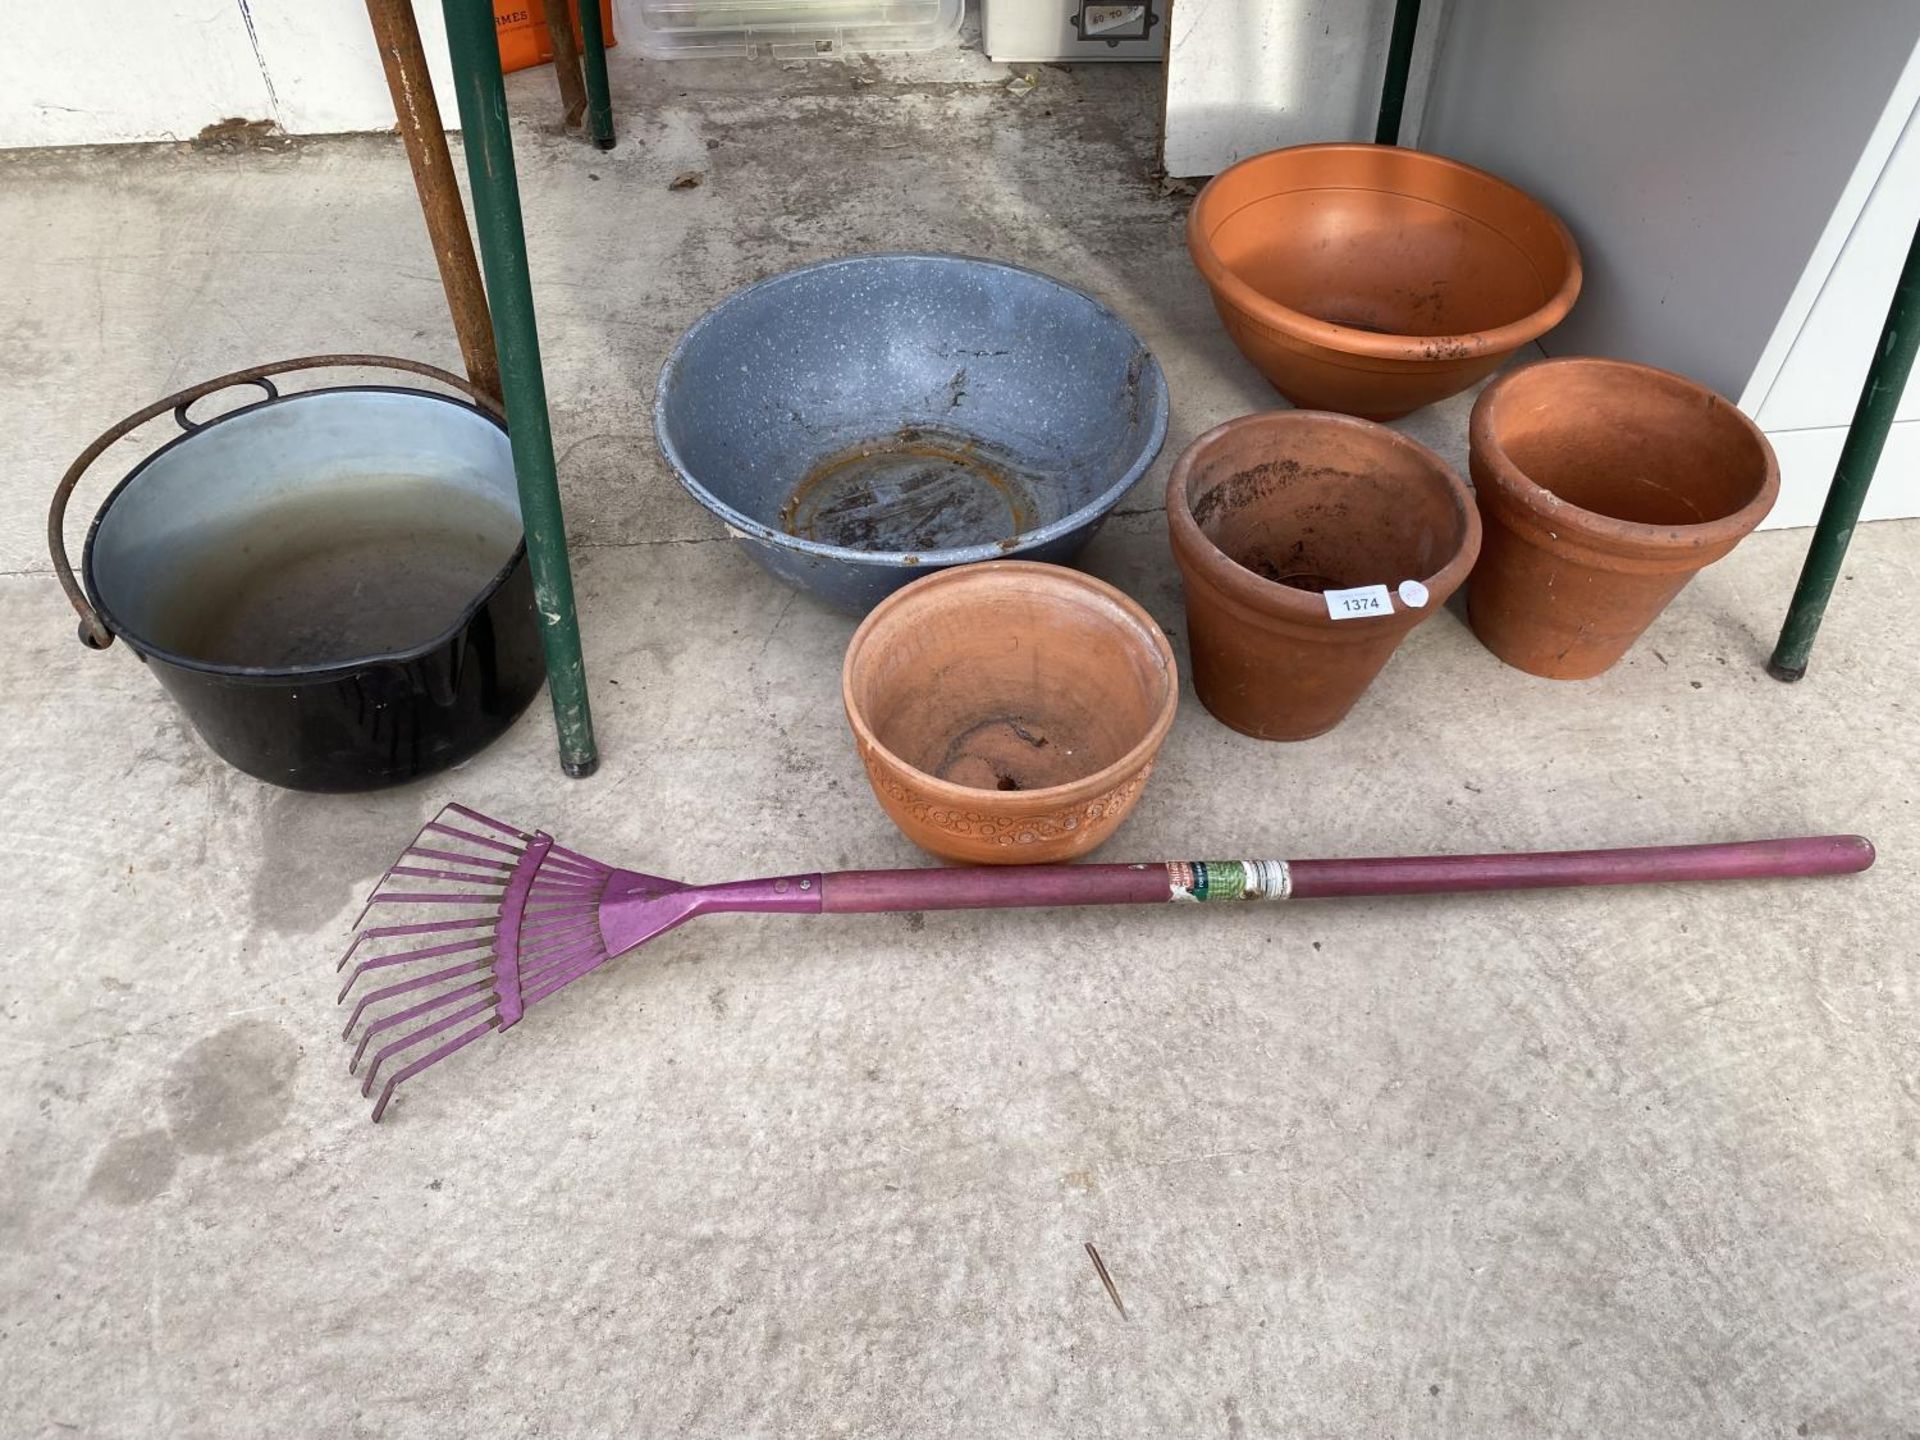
1397 579 1431 609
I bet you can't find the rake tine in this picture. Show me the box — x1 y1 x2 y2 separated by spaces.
517 923 618 974
350 821 566 928
523 903 604 925
532 850 609 874
342 959 496 1038
524 899 604 916
525 898 608 915
422 820 528 856
400 844 518 871
350 979 497 1073
517 911 602 944
522 948 612 998
521 877 608 897
528 877 608 896
338 915 498 971
390 802 473 862
357 803 514 897
385 865 513 887
539 852 605 871
524 904 605 925
522 912 602 946
509 947 606 997
521 949 617 1007
361 890 512 909
527 860 608 879
339 935 495 1000
443 802 532 838
522 909 600 930
517 915 602 951
516 934 607 982
519 907 606 945
361 996 499 1097
523 908 604 931
354 886 500 931
510 949 604 997
518 895 603 923
370 1017 501 1122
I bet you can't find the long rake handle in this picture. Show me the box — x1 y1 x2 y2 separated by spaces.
1286 834 1872 896
817 836 1873 913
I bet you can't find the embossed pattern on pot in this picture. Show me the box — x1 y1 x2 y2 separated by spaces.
859 751 1155 850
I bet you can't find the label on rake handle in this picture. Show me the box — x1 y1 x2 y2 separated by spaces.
1167 860 1291 902
1323 584 1393 620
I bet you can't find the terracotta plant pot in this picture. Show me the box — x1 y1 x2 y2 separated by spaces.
842 561 1178 865
1466 358 1780 679
1167 412 1480 739
1187 144 1582 420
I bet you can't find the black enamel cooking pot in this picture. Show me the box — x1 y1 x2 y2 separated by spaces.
49 356 545 792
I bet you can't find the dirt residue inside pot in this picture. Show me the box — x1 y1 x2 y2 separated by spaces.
932 713 1090 792
1241 556 1347 592
781 427 1044 552
1189 458 1297 531
1190 461 1380 591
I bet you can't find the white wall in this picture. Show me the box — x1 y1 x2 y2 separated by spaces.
1418 0 1920 527
1161 0 1444 177
0 0 457 148
1419 0 1920 405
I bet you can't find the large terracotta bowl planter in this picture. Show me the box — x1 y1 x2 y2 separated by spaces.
1188 144 1582 420
1466 358 1780 679
1167 412 1480 739
842 561 1177 864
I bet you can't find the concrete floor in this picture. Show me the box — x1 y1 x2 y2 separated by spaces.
3 34 1918 1440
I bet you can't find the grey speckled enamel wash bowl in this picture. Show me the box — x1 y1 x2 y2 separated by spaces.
653 253 1170 613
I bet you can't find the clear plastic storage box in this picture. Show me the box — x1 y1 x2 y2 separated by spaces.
632 0 963 59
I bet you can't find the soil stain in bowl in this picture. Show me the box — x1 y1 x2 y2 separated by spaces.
1245 559 1347 592
780 427 1046 553
141 477 522 667
1190 458 1302 530
1191 460 1360 592
929 712 1116 793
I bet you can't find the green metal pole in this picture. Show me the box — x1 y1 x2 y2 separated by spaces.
1768 217 1920 682
1374 0 1422 145
441 0 599 776
577 0 616 151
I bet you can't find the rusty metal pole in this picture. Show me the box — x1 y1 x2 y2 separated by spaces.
364 0 501 402
544 0 590 129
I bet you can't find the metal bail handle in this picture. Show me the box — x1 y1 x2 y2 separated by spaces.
172 375 280 432
47 353 506 652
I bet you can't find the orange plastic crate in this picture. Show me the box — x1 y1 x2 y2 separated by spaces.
496 0 617 73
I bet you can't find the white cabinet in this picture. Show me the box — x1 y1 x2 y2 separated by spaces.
1419 0 1920 528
